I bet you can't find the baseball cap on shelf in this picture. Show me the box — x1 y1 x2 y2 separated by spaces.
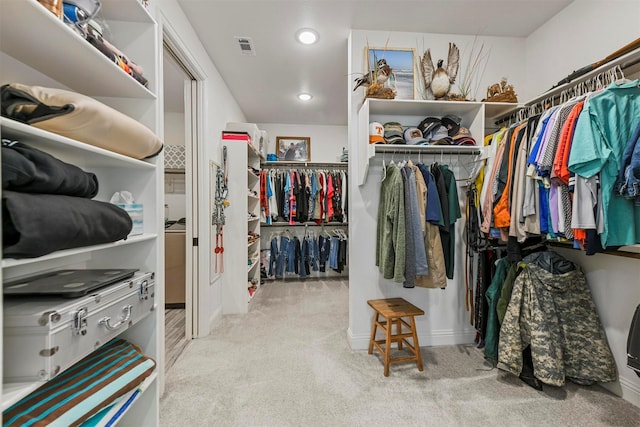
418 116 441 138
383 122 403 138
369 122 385 144
386 135 406 144
431 136 453 145
427 125 450 142
452 127 476 146
404 127 429 145
384 122 405 144
441 114 462 136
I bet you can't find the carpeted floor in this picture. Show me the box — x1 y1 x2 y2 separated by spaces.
160 279 640 427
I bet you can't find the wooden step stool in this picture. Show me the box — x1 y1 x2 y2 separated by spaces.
367 298 424 376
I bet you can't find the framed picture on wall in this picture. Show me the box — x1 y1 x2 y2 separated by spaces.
366 47 417 100
276 136 311 161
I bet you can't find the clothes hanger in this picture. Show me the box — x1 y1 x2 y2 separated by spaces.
381 150 387 182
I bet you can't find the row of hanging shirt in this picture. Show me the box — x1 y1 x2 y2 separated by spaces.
265 229 348 278
259 168 348 225
376 159 462 289
480 73 640 254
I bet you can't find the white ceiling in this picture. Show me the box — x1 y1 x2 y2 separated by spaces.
166 0 574 125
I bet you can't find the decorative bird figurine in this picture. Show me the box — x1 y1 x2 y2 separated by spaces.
421 43 460 99
353 58 392 91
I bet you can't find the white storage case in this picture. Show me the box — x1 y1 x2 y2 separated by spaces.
3 272 155 382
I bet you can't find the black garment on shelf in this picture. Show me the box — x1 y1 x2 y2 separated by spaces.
2 191 132 259
2 139 98 198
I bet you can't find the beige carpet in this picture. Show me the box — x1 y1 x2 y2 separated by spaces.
160 279 640 426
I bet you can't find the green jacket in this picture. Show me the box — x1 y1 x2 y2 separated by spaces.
484 258 511 361
376 164 406 283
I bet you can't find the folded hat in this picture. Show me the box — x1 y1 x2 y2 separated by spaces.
403 127 429 145
418 116 441 137
385 135 406 144
383 122 404 138
427 125 450 142
369 122 385 144
454 136 476 146
441 114 462 136
452 127 472 140
431 137 453 145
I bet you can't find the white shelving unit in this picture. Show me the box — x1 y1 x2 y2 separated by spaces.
349 97 491 349
355 98 486 185
0 1 161 424
222 141 264 313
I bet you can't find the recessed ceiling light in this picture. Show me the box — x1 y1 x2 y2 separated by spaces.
297 93 313 101
296 28 318 45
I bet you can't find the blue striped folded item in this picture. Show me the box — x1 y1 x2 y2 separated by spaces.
3 338 156 427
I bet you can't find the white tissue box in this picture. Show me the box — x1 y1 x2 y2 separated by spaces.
116 203 144 235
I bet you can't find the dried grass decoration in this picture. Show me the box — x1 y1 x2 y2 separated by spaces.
366 82 396 99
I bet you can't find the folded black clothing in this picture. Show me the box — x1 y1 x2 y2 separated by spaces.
3 191 132 259
2 139 98 197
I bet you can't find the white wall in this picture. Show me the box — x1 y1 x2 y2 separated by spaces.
156 0 247 338
163 112 185 146
524 0 640 100
347 29 527 350
525 0 640 406
257 123 348 163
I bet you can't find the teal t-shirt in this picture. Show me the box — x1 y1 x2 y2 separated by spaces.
568 80 640 247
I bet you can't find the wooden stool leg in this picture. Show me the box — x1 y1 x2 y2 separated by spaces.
397 317 403 350
384 318 392 376
368 312 379 354
410 315 423 371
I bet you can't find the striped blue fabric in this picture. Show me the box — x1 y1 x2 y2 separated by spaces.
3 339 155 427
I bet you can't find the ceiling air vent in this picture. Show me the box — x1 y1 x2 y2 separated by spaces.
235 36 256 56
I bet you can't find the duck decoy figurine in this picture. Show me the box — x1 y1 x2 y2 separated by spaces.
353 58 392 91
421 42 460 99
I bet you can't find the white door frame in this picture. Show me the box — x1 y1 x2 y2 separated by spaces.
158 9 207 395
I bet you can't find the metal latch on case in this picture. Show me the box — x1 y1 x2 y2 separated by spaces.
139 279 149 300
73 307 88 336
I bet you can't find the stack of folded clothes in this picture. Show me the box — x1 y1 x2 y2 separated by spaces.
1 139 132 258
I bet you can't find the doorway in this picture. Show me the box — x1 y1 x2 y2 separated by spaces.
162 41 197 372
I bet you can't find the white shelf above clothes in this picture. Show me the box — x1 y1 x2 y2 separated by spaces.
356 98 488 185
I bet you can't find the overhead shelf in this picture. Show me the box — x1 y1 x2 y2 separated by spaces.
0 0 156 100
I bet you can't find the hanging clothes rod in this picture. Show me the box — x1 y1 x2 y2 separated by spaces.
374 144 482 156
493 43 640 126
262 161 348 168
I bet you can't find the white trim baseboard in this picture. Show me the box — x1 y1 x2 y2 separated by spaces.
618 376 640 408
348 328 476 351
